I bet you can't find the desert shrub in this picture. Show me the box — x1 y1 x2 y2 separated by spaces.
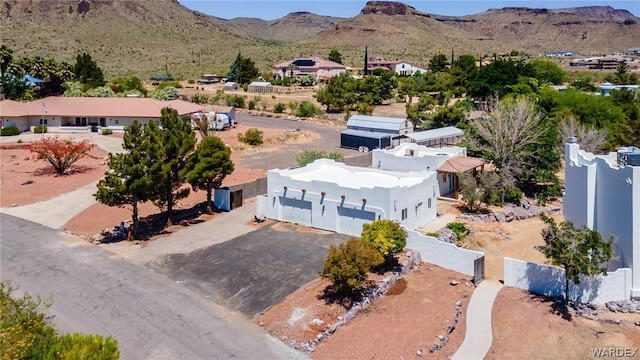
296 101 323 117
361 220 407 259
296 149 343 167
187 79 195 84
17 139 23 143
357 101 374 115
28 137 96 174
101 129 113 135
320 238 384 296
288 101 299 113
242 83 248 92
459 173 483 213
237 128 263 146
191 93 209 104
1 126 20 136
446 222 469 242
479 172 501 206
273 102 286 113
33 125 48 134
504 186 523 204
156 80 181 89
425 232 439 238
248 98 257 110
225 95 245 108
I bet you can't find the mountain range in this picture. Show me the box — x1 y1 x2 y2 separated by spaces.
1 0 638 79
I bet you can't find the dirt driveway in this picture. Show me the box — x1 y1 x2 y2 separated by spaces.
147 222 351 317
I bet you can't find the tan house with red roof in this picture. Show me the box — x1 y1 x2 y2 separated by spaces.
272 57 346 81
0 97 201 133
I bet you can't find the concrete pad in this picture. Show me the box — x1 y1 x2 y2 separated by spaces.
417 213 458 233
0 180 99 229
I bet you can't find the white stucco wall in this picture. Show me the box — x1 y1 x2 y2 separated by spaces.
406 229 484 276
263 159 438 236
504 257 632 304
392 62 427 76
372 144 464 196
564 142 640 298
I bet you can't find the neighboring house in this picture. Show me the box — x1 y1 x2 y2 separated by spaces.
340 114 413 150
599 82 640 96
272 57 346 81
0 97 201 133
406 126 464 148
247 81 274 94
372 143 485 198
366 58 427 76
564 140 640 299
256 159 438 236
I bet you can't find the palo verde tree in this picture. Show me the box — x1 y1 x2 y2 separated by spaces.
185 136 234 214
147 108 196 226
94 121 155 239
360 219 407 261
538 214 614 307
320 238 383 296
28 137 97 175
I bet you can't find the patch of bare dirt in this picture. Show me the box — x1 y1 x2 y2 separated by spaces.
0 143 107 207
256 264 474 359
489 287 640 359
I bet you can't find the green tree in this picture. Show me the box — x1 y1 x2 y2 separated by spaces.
538 215 614 307
296 149 343 167
185 136 234 214
0 44 13 75
63 80 85 97
315 72 357 112
406 95 436 124
320 238 383 296
238 57 259 84
0 73 29 100
237 128 263 146
360 219 407 260
148 108 196 226
397 77 417 102
87 86 117 97
468 59 533 99
530 59 566 85
328 48 343 64
469 96 546 203
110 76 147 96
228 52 242 83
150 86 179 100
73 52 105 89
419 104 468 130
459 172 483 213
429 53 449 73
1 282 119 359
95 121 155 238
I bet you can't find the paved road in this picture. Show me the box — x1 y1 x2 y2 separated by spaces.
0 214 306 360
235 113 360 170
149 223 350 316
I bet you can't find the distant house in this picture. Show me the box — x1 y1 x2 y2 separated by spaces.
272 57 346 81
406 126 464 148
628 48 640 56
223 82 240 92
197 74 222 84
366 58 427 76
372 143 485 198
248 81 274 94
0 97 201 133
599 82 640 96
256 159 438 236
564 140 640 299
340 115 414 151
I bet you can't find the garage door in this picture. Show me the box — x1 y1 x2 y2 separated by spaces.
336 207 376 237
279 197 312 226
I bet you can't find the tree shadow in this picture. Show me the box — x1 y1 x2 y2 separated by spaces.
130 202 221 241
529 293 573 321
371 256 401 275
317 284 363 309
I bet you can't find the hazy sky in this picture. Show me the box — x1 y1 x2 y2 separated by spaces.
178 0 639 20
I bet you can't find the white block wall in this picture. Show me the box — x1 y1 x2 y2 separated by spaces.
405 229 484 276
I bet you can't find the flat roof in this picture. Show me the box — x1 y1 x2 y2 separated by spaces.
341 129 392 139
407 126 464 142
273 159 432 189
382 143 462 158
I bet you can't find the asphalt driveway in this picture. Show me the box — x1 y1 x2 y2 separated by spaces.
148 223 350 317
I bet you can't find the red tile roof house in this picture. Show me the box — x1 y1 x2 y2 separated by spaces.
272 57 347 81
0 97 202 133
366 58 428 76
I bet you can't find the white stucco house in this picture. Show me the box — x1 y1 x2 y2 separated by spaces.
564 140 640 299
367 58 428 76
256 159 439 237
372 143 485 198
0 97 202 133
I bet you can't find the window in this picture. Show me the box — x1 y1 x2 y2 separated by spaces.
442 174 447 182
428 198 432 208
401 208 408 220
115 119 119 124
40 119 47 125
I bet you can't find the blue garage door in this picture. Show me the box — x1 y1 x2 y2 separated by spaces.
279 197 312 226
336 207 376 236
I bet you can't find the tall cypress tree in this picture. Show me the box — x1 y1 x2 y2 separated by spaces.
363 46 368 76
228 52 242 83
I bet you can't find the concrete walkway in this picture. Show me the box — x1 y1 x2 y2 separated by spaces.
452 281 503 360
0 180 99 229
